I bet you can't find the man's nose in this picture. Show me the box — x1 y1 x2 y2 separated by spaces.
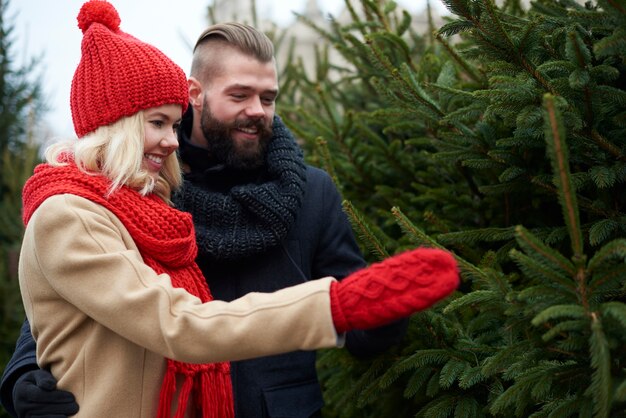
245 97 265 118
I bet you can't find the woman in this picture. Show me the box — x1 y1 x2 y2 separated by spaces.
17 1 459 417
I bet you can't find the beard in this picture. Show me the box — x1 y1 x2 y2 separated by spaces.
199 100 273 170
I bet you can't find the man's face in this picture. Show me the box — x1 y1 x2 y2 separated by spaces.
199 49 278 170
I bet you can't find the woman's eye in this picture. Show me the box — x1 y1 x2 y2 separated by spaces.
151 120 163 128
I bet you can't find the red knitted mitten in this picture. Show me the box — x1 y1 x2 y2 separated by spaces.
330 248 459 333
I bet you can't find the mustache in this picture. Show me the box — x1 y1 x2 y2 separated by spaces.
232 118 270 131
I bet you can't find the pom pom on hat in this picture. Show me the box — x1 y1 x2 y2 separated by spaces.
77 0 120 33
71 0 188 137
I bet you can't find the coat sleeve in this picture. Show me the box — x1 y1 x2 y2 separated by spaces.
309 168 408 357
0 319 38 417
19 194 339 365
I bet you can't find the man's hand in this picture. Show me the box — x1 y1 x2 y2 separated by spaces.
13 369 78 418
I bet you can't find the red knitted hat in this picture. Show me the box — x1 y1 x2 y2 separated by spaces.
70 1 188 137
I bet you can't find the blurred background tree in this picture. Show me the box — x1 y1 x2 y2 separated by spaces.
0 1 45 416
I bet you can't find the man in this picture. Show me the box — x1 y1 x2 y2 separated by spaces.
1 22 407 417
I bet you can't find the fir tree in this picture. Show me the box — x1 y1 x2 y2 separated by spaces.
0 1 45 410
277 0 626 416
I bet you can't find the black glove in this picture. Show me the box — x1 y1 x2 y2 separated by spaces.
13 369 78 418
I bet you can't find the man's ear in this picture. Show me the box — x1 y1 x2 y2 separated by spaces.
188 77 203 108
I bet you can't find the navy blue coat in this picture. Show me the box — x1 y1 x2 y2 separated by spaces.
196 165 406 417
1 321 37 417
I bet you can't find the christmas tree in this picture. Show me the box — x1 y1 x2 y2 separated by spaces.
277 0 626 416
0 2 45 410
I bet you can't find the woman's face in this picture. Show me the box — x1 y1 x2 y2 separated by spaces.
142 104 182 180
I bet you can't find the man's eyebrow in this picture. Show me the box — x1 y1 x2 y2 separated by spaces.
225 84 279 95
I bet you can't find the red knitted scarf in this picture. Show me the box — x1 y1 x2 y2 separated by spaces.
22 161 234 418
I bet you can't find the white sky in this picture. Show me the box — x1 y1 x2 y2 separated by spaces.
8 0 446 139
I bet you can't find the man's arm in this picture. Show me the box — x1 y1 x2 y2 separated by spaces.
1 319 38 416
1 319 77 418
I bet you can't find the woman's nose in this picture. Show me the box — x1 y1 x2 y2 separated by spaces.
161 130 179 150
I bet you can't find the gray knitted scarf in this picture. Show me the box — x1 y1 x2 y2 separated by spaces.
173 116 307 261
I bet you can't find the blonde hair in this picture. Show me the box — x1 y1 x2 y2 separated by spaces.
45 111 182 203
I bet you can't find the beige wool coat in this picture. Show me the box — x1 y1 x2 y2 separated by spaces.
18 194 339 417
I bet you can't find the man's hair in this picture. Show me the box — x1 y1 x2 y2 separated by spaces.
191 22 275 82
45 111 182 203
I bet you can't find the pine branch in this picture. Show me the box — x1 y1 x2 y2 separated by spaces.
566 30 595 129
313 84 340 137
365 38 443 117
425 1 436 47
600 302 626 334
435 32 487 85
509 248 577 296
459 366 488 391
444 290 499 314
540 319 587 343
419 393 458 417
529 174 614 220
586 238 626 294
368 31 416 72
314 138 340 189
439 358 469 389
490 362 573 416
587 263 626 298
587 239 626 274
513 226 576 276
343 0 368 39
542 94 584 261
531 304 586 326
592 26 626 58
342 199 389 260
364 0 391 34
589 312 611 418
396 10 412 38
588 219 620 247
391 206 443 248
591 129 625 162
482 0 518 57
400 367 433 398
